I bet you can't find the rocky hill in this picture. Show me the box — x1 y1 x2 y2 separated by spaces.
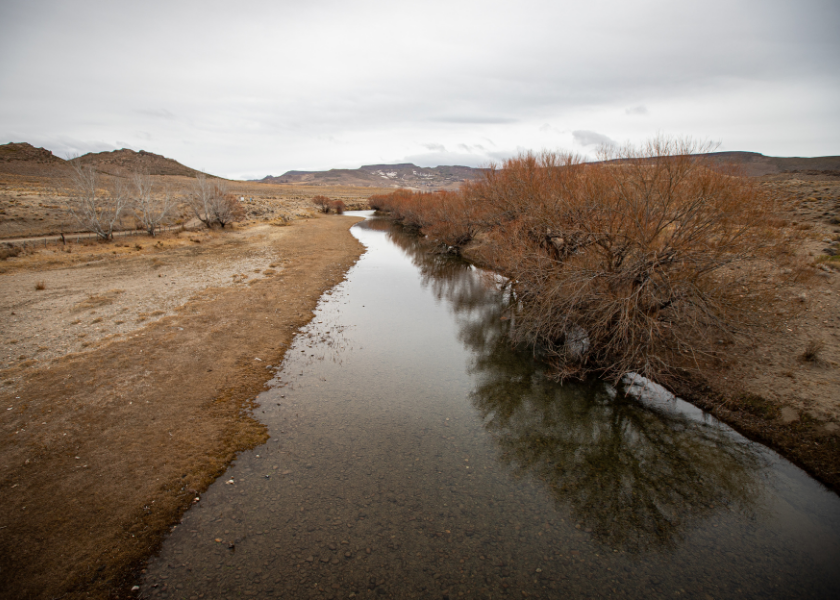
259 163 485 190
0 143 208 178
0 142 67 176
69 148 206 178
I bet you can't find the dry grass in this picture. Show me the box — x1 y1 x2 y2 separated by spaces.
800 338 826 363
73 289 125 311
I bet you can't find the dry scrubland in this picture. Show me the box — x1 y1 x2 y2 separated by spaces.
1 145 840 599
0 173 377 240
0 173 380 600
371 141 840 493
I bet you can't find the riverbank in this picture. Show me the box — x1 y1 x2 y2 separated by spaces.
456 169 840 494
0 215 365 600
372 155 840 495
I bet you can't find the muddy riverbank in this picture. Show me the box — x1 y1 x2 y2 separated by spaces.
0 215 365 600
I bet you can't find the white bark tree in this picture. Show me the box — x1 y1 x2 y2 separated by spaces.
63 160 130 241
132 170 172 236
186 174 242 228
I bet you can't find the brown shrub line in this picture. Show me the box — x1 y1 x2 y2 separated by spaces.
369 138 805 385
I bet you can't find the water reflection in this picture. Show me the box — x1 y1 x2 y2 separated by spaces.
142 216 840 600
385 218 762 552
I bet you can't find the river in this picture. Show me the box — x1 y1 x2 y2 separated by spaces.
141 213 840 599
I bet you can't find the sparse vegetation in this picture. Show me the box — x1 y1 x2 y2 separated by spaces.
35 280 45 290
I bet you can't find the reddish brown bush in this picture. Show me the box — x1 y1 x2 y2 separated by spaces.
330 199 346 214
312 195 332 213
373 138 790 383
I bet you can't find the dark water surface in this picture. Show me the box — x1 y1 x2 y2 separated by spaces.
142 214 840 599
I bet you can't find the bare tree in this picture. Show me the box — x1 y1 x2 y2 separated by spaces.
63 159 130 241
187 174 243 228
131 170 173 236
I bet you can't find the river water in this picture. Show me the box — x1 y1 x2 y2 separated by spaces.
141 213 840 599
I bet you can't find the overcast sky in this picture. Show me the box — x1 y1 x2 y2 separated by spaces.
1 0 838 179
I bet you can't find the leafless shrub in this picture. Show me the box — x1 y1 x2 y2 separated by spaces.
187 175 244 229
62 159 130 240
372 137 790 384
470 139 787 382
330 199 346 214
35 280 46 291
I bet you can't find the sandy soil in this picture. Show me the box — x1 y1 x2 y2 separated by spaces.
0 215 365 600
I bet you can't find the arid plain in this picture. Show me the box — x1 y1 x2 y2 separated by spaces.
1 144 839 600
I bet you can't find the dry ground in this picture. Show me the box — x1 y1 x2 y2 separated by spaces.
670 173 840 492
0 214 366 600
0 172 383 239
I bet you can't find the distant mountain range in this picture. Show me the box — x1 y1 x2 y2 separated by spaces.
2 143 838 185
695 151 840 177
261 152 840 188
258 163 485 190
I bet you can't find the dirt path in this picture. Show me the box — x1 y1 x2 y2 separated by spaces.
0 215 365 600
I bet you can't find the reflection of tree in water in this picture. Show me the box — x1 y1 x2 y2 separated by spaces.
384 222 493 312
379 218 763 552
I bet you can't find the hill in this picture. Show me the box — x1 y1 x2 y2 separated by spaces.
698 151 840 177
0 142 67 176
69 148 207 178
259 163 485 190
0 143 208 178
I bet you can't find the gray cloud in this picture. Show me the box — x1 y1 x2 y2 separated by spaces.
625 106 649 116
572 130 617 148
422 143 447 152
432 116 519 125
0 0 837 177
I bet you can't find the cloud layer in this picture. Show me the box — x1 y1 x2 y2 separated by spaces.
1 0 838 178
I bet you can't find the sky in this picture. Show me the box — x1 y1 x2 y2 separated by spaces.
1 0 838 180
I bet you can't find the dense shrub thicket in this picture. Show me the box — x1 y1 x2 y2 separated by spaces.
370 139 790 383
